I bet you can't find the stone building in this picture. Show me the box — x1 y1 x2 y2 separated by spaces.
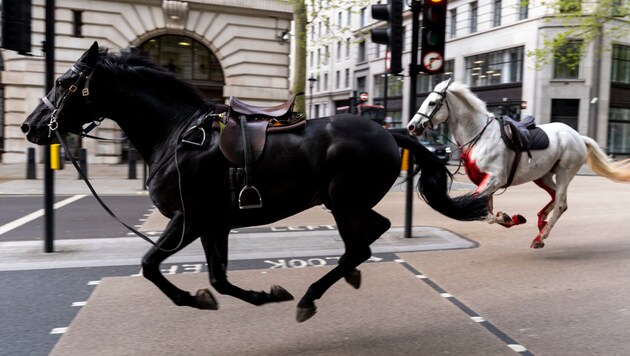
307 0 630 157
1 0 293 163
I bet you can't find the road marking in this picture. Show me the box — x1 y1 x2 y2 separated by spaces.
87 280 100 286
396 258 534 356
50 327 68 335
72 301 87 307
0 195 86 236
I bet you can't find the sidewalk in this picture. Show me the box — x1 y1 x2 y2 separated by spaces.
0 162 148 195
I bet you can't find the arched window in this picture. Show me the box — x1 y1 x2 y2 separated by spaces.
139 35 224 99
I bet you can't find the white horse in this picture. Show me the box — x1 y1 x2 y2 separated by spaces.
408 79 630 248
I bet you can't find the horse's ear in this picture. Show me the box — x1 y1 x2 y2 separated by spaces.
80 41 100 66
443 78 453 93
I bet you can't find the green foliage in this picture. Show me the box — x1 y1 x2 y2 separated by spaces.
527 0 630 70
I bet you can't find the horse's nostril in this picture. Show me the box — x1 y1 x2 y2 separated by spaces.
408 124 415 133
20 123 30 134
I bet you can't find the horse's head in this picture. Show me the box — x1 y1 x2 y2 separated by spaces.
407 78 452 136
22 41 104 145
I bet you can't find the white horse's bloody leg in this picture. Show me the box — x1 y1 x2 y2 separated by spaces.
533 175 556 231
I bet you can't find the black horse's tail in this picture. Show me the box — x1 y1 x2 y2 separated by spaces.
391 132 488 221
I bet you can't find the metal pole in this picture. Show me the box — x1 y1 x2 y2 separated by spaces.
404 0 421 239
43 0 55 253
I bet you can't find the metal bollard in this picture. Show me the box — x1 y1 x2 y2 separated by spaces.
78 148 88 179
128 148 137 179
26 147 37 179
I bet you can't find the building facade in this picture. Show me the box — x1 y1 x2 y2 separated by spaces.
307 0 630 157
1 0 293 163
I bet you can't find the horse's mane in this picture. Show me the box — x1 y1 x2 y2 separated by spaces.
95 50 207 109
440 81 491 117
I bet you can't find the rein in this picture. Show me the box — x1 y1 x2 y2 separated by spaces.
43 61 188 253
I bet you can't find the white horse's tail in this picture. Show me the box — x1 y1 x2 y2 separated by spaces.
582 136 630 182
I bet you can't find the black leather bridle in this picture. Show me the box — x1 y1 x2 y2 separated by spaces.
417 79 452 130
41 63 100 138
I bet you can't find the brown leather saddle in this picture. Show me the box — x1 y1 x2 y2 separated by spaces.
218 93 306 209
496 115 549 187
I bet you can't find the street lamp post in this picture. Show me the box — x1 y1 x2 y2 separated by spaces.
308 76 317 119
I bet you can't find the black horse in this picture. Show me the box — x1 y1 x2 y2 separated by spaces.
22 42 487 322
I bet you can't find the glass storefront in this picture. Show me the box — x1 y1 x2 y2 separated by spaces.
139 35 224 99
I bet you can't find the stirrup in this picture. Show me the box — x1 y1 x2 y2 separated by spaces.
238 185 262 209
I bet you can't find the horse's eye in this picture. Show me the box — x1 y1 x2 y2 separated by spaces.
428 101 436 106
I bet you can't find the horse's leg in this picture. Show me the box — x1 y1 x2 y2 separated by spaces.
141 214 215 309
533 174 556 231
296 209 390 323
199 230 294 306
530 171 573 249
475 176 526 228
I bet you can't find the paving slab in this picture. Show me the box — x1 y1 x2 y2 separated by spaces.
51 262 514 356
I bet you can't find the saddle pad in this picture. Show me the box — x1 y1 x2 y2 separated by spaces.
528 127 549 150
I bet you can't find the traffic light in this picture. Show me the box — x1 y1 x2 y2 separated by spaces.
371 0 403 74
2 0 32 54
421 0 447 73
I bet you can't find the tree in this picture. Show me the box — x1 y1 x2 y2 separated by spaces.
528 0 630 70
287 0 371 115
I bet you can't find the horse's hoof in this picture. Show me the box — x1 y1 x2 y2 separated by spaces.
344 269 361 289
497 211 512 225
271 285 294 302
296 306 317 323
196 288 218 310
530 240 545 249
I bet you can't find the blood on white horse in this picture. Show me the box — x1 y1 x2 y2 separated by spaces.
408 79 630 248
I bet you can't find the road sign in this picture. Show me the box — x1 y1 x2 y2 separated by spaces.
421 51 444 73
359 92 369 102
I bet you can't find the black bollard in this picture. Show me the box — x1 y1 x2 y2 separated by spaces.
78 148 88 179
143 162 148 190
26 147 37 179
128 148 137 179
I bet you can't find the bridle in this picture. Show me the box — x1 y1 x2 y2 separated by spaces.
417 79 452 130
41 63 101 138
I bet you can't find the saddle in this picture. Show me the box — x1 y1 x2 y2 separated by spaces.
497 115 549 155
496 115 550 187
219 93 306 209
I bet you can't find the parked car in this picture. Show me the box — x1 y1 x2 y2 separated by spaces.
388 128 452 164
418 138 452 164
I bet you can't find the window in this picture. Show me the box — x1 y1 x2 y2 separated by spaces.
360 7 367 27
551 99 579 130
608 108 630 154
323 73 328 90
338 11 343 27
357 76 367 92
335 70 340 89
612 45 630 84
139 35 224 82
358 40 366 63
450 9 457 38
345 38 351 58
347 8 352 28
418 60 455 93
309 51 314 68
493 0 502 27
466 47 524 87
553 40 582 79
518 0 529 20
72 10 83 37
345 68 350 87
470 2 478 33
374 74 404 97
324 46 330 65
336 41 342 61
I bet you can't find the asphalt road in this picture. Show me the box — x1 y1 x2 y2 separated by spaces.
0 195 154 241
2 174 630 355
